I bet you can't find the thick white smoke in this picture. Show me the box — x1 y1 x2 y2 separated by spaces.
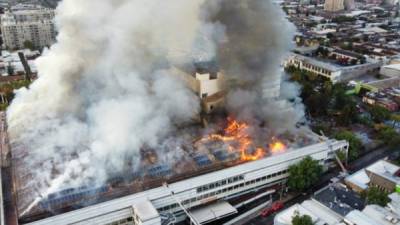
7 0 304 215
8 0 225 213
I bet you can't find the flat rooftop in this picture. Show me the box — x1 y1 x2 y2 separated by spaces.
313 183 365 216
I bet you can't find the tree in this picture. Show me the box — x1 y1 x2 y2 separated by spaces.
336 104 358 126
364 187 390 206
292 214 314 225
335 131 361 161
331 85 358 125
376 125 400 148
390 114 400 128
369 105 390 123
23 40 34 50
6 65 14 76
287 156 323 192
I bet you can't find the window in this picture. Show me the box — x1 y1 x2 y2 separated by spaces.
197 175 244 193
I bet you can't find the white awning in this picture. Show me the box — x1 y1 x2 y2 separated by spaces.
190 201 237 224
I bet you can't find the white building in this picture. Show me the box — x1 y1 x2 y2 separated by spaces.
344 205 400 225
1 4 56 50
345 160 400 193
380 64 400 77
388 193 400 215
0 49 40 76
24 139 348 225
274 199 343 225
361 205 400 225
284 53 381 83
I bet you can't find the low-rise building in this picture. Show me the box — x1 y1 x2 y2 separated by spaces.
0 49 39 76
362 204 400 225
381 64 400 77
275 177 400 225
274 182 365 225
274 199 343 225
362 92 399 111
345 160 400 193
388 193 400 215
284 53 381 83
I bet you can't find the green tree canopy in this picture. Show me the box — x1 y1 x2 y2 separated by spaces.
369 105 391 123
6 65 14 76
288 156 323 192
292 214 314 225
23 40 34 50
335 131 361 161
376 125 400 148
365 187 390 206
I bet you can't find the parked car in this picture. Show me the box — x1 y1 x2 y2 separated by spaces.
260 201 284 217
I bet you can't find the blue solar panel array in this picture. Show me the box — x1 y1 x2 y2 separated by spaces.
39 186 109 209
193 154 212 167
213 150 229 161
147 165 172 177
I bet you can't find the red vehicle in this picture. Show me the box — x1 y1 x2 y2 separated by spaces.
260 201 284 217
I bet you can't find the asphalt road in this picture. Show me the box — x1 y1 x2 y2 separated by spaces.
245 147 396 225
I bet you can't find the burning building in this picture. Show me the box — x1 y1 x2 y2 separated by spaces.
2 113 349 225
20 139 348 225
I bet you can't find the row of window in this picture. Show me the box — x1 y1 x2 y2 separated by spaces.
158 169 289 212
302 62 332 75
105 217 133 225
196 175 244 193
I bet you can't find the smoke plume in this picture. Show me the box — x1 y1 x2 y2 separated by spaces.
7 0 303 214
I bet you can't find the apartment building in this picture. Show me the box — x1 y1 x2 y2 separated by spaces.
1 4 56 50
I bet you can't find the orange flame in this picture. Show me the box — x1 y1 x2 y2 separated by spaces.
197 117 287 161
199 117 270 161
269 141 286 153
